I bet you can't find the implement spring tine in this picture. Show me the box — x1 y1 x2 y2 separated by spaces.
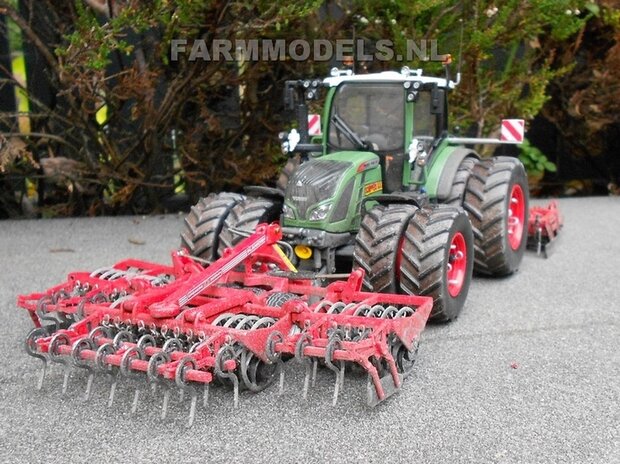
61 366 71 396
161 389 170 420
303 362 311 400
131 389 141 414
83 372 95 402
312 359 318 388
233 378 239 409
108 377 118 407
25 327 50 391
36 362 48 391
325 331 345 406
188 391 198 427
278 364 285 395
203 384 209 408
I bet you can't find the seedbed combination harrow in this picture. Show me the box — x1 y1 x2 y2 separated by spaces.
19 224 432 424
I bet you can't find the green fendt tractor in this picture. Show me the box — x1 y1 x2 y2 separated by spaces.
181 65 529 322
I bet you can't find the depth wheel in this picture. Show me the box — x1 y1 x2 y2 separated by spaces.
353 204 418 293
463 156 529 276
399 205 474 322
181 192 244 262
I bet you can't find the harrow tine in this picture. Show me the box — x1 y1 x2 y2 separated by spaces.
214 346 239 408
312 359 318 388
36 362 48 391
278 365 285 395
131 388 141 414
203 383 209 407
265 331 285 395
71 337 96 402
303 363 311 400
108 376 118 407
25 327 50 391
120 346 144 413
49 332 73 396
188 390 198 427
61 366 71 396
295 334 314 400
161 389 170 420
83 372 95 402
325 331 345 406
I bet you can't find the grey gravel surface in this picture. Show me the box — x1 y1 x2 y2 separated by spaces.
0 197 618 464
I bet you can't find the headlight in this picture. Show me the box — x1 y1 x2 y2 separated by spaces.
283 204 295 219
309 203 331 221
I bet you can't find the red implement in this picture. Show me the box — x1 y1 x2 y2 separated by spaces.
19 223 432 422
527 201 563 258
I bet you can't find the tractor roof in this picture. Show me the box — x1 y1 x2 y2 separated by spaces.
323 69 456 89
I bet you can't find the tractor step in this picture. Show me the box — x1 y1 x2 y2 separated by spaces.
18 223 432 422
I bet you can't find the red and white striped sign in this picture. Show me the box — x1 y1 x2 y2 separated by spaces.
500 119 525 143
308 114 322 136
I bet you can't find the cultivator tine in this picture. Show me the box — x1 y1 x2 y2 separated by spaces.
61 365 71 396
295 334 314 400
108 377 118 407
25 327 50 391
161 389 171 420
71 337 95 401
214 346 239 408
203 383 209 407
84 373 95 402
188 391 198 427
325 331 345 406
48 332 73 395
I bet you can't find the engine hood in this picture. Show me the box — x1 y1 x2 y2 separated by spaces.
282 151 382 234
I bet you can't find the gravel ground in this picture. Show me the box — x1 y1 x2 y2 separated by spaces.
0 197 618 464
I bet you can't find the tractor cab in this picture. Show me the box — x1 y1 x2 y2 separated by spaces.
325 74 446 193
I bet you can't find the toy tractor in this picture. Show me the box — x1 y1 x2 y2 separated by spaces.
181 65 529 323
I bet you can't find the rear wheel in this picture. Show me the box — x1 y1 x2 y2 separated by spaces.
353 204 418 293
463 157 529 276
218 197 281 254
446 157 478 206
180 192 244 262
399 206 474 322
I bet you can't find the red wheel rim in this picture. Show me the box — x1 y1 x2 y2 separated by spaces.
447 232 467 297
508 184 525 250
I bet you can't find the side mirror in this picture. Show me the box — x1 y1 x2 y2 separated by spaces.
430 88 445 115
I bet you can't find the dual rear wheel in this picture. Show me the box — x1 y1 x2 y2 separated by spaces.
353 204 474 322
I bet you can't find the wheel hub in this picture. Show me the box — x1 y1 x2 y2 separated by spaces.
507 184 525 250
447 232 467 297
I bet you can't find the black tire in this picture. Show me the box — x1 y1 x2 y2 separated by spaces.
180 192 244 262
353 204 418 293
265 292 300 307
463 156 529 276
218 197 281 254
445 157 478 206
400 206 474 322
276 155 301 191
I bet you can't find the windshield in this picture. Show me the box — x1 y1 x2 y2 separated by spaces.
329 83 404 151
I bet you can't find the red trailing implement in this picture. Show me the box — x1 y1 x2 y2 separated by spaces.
19 224 431 424
527 201 563 258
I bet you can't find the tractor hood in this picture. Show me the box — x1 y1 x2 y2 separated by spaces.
282 151 382 234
